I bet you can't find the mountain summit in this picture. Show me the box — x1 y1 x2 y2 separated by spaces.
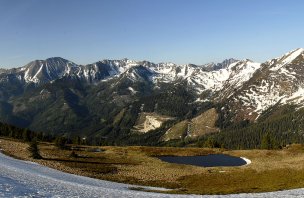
1 48 304 143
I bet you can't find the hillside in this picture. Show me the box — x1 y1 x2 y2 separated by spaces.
1 48 304 146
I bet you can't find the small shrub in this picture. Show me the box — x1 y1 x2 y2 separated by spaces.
55 136 67 149
69 151 78 158
28 138 42 159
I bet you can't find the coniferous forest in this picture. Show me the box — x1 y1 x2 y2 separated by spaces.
2 100 304 150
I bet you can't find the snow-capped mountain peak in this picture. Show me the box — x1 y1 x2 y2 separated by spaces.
22 57 78 84
221 48 304 121
2 48 304 128
200 58 239 71
268 48 304 71
0 56 258 95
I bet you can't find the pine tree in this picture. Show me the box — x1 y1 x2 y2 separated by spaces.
22 129 31 142
55 136 67 149
260 133 279 150
69 151 78 158
261 133 271 149
28 138 42 159
203 137 220 148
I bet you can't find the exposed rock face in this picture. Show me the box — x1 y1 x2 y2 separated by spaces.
2 48 304 140
134 113 173 133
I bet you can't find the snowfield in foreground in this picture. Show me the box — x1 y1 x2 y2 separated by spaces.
0 152 304 198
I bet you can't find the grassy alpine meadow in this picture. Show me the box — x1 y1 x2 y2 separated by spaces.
2 137 304 195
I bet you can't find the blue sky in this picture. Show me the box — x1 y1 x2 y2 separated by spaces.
0 0 303 68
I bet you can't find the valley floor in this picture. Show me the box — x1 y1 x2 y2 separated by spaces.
2 138 304 197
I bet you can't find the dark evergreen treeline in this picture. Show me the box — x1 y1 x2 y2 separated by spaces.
0 121 90 146
196 105 304 149
86 82 209 145
0 122 50 142
3 93 304 150
138 83 197 117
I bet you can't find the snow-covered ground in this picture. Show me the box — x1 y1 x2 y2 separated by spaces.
1 152 304 198
240 157 252 165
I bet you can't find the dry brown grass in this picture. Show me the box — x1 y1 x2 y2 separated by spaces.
190 108 219 137
163 108 219 141
162 120 188 141
2 137 304 195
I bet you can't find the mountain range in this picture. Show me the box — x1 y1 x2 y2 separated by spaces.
1 48 304 145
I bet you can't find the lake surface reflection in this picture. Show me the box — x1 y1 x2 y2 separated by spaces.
158 154 247 167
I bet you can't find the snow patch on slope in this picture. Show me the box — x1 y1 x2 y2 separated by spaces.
3 151 304 197
228 61 261 88
282 87 304 105
270 48 304 71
